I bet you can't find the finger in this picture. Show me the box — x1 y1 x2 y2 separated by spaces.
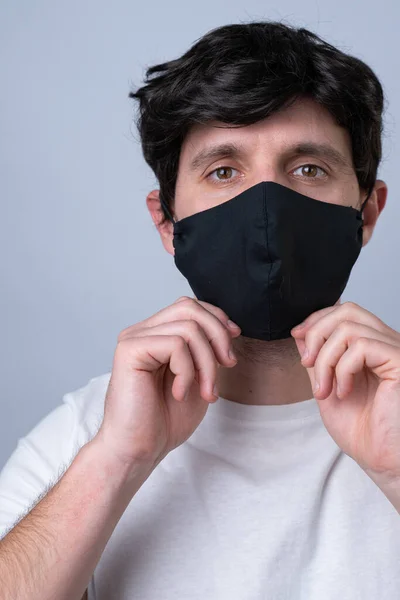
133 320 229 402
120 297 241 337
168 336 198 402
174 296 242 333
134 314 238 370
298 304 400 370
185 297 241 331
312 322 392 399
121 297 240 365
292 301 394 340
335 338 400 397
291 305 338 336
115 335 196 402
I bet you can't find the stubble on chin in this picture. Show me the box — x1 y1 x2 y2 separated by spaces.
232 335 300 367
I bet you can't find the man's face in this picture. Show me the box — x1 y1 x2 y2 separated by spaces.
174 97 361 220
149 96 386 255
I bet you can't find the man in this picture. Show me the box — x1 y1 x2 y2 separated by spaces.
0 19 399 600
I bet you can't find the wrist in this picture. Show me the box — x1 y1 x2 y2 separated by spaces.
81 435 157 501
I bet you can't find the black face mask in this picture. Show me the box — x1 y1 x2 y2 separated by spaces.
166 181 369 341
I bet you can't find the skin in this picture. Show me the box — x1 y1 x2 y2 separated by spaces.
146 97 387 406
1 100 394 600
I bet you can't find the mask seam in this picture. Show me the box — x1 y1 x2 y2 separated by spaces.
262 184 272 340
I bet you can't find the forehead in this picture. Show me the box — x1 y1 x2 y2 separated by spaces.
180 97 353 164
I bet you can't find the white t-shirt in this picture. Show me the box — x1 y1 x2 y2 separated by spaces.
1 372 400 599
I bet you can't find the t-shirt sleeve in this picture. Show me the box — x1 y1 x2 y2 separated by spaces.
0 376 107 541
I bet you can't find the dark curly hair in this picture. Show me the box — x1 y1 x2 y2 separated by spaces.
129 21 385 222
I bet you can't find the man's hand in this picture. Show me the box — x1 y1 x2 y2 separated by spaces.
291 301 400 510
95 296 241 475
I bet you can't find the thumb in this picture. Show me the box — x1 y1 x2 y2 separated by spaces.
292 334 316 391
293 334 306 358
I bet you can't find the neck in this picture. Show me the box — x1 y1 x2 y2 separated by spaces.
216 335 313 406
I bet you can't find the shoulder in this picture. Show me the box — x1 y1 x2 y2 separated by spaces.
0 371 111 539
18 371 113 462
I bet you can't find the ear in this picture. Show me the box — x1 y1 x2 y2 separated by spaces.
146 189 175 256
361 179 387 247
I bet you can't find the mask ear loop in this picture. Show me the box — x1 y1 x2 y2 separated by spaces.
360 187 373 214
160 196 176 224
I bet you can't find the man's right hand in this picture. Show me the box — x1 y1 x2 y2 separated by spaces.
94 296 241 476
0 296 241 600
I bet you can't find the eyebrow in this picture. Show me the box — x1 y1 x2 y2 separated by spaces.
188 140 351 172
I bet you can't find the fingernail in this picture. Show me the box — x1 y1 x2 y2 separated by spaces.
227 320 240 330
302 348 309 360
229 348 238 361
213 383 219 398
314 381 320 394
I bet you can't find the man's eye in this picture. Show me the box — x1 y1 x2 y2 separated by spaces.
207 166 238 182
206 164 327 184
292 164 327 179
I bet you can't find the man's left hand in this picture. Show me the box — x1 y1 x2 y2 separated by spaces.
291 301 400 501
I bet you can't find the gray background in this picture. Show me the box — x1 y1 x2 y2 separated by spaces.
0 0 398 469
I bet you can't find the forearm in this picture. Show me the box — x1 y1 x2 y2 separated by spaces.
0 437 155 600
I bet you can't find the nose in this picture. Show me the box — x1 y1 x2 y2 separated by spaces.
247 165 287 190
